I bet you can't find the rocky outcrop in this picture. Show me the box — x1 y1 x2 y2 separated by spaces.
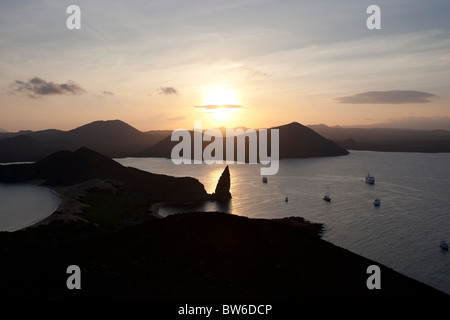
213 165 231 202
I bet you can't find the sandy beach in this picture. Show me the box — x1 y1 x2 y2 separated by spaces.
28 179 123 228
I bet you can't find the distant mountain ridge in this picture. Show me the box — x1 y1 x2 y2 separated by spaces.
0 120 170 162
4 119 450 162
139 122 349 160
308 124 450 153
332 116 450 131
0 135 49 162
0 120 348 162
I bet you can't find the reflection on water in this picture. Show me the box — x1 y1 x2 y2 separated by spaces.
205 166 227 194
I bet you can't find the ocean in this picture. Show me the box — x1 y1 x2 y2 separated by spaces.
115 150 450 295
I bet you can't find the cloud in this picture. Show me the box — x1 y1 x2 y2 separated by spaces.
195 105 243 110
166 116 186 121
157 86 178 95
101 90 114 96
11 77 86 97
221 63 268 78
335 90 437 104
238 66 268 78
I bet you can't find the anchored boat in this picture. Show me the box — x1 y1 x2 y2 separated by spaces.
365 173 375 184
323 187 331 202
373 198 381 207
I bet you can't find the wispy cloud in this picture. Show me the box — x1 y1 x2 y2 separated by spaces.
220 63 268 78
167 115 186 121
157 86 178 95
10 77 85 97
101 90 114 96
335 90 438 104
244 66 268 78
195 104 243 109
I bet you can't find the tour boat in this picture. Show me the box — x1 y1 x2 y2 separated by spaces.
373 198 381 206
365 173 375 184
323 187 331 202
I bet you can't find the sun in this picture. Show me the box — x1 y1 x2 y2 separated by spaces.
198 85 242 127
210 107 236 121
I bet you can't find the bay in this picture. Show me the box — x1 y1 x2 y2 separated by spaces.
0 183 61 232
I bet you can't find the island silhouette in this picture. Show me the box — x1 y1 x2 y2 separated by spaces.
2 119 450 163
0 120 349 163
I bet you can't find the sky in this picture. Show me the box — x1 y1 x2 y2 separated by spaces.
1 0 449 132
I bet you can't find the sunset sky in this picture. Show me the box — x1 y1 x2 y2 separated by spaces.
1 0 449 132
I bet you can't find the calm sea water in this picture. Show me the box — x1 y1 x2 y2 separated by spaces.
116 151 450 295
0 183 61 232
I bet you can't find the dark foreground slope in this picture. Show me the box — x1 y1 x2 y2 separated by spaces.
0 212 446 300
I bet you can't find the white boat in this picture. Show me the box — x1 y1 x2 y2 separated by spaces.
440 240 449 250
373 198 381 206
262 177 268 183
365 173 375 184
